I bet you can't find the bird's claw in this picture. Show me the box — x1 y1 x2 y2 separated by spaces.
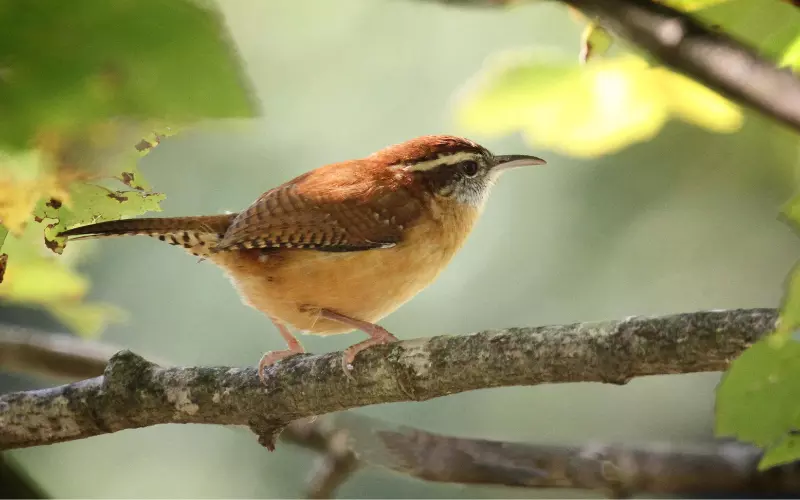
340 331 399 382
258 349 302 384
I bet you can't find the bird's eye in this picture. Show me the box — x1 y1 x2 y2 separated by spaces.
460 161 479 177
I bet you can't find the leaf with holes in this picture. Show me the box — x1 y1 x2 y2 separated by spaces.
34 183 165 254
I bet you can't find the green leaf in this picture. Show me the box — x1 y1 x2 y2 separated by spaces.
779 35 800 71
0 224 122 336
660 0 731 10
693 0 800 63
0 148 66 234
759 434 800 470
456 53 741 157
0 0 257 150
715 335 800 447
34 182 165 254
579 23 613 64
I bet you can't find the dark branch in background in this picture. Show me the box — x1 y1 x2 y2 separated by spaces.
334 414 800 497
0 326 130 381
438 0 800 133
0 309 793 497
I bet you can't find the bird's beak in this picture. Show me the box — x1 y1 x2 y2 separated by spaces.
492 154 547 172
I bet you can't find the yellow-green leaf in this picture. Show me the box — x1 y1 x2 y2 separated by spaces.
0 226 121 336
0 149 67 235
779 35 800 70
34 183 165 254
456 53 742 157
660 0 731 11
579 23 613 64
759 434 800 470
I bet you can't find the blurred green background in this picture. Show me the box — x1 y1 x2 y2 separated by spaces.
4 0 800 497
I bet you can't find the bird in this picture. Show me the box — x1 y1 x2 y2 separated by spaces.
59 135 546 382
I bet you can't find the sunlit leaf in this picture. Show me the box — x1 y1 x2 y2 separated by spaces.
655 67 743 132
34 183 165 254
0 225 122 336
779 35 800 70
456 53 742 157
660 0 731 10
759 433 800 470
579 23 613 63
0 149 69 235
716 335 800 449
0 0 257 150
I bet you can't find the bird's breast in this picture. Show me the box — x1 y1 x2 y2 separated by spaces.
212 202 479 335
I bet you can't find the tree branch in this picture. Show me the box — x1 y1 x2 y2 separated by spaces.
0 324 358 499
0 325 134 381
0 308 776 452
333 414 800 497
439 0 800 133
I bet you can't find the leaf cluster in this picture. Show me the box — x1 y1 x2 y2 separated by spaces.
0 0 257 335
454 0 799 157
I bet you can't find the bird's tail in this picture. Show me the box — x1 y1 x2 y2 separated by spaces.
59 214 237 256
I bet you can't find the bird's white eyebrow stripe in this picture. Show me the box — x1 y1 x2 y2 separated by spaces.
399 151 482 172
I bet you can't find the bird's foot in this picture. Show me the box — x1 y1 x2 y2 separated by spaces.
341 328 398 374
318 308 399 380
259 317 305 384
258 347 304 383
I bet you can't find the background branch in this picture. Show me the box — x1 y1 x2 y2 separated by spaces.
335 414 800 497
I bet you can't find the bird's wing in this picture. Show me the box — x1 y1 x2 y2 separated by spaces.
216 180 424 252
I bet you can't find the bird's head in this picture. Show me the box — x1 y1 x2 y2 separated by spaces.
375 135 546 207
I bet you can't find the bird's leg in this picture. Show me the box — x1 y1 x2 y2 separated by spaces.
258 318 305 383
320 309 399 374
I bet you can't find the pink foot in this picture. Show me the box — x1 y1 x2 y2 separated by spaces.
258 348 303 383
259 318 305 383
319 309 399 377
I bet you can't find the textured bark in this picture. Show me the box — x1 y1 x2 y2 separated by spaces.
436 0 800 133
0 308 776 451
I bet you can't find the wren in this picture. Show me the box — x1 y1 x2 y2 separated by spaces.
60 135 546 381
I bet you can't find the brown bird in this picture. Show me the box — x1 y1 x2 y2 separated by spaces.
60 135 545 381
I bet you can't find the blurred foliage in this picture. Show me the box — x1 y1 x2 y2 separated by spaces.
457 0 799 156
457 53 742 157
716 196 800 469
0 0 257 335
715 334 800 469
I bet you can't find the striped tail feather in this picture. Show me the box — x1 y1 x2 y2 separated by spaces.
59 214 237 256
